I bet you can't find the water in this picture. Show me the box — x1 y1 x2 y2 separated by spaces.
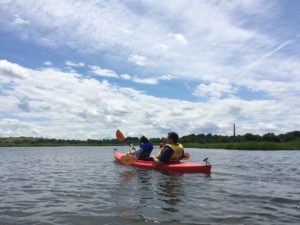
0 147 299 225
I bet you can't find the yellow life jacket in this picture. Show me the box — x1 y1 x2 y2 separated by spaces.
156 143 184 162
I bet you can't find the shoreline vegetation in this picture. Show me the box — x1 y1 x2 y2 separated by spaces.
183 141 300 150
1 131 299 150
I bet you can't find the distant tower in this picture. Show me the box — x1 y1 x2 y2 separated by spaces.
233 123 236 137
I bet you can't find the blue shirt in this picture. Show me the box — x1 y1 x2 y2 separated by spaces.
131 142 153 160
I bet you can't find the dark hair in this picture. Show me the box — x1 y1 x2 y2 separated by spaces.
168 132 179 143
140 136 149 143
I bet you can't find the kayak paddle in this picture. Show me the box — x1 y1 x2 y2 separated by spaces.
116 129 135 150
116 129 126 142
115 129 137 165
120 154 137 166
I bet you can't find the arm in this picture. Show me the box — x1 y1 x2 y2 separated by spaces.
129 148 142 156
131 142 144 155
154 147 173 166
181 149 185 159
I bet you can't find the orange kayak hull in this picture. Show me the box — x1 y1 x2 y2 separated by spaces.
114 152 211 173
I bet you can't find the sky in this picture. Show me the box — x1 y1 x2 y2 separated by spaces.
0 0 300 139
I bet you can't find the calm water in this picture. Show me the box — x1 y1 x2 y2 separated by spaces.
0 147 299 225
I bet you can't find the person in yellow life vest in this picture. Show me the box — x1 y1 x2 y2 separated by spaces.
153 132 184 165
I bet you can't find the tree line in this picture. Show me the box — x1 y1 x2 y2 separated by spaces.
0 131 299 147
0 137 121 147
178 131 300 144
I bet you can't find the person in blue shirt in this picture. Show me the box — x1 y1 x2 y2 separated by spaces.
129 136 153 160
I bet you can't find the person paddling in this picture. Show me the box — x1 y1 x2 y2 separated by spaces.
128 136 153 160
153 132 184 165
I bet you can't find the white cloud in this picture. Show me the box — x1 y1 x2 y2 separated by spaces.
0 60 299 139
131 74 175 85
168 33 188 45
152 43 169 52
0 0 289 89
128 54 147 66
0 119 40 137
89 65 119 78
17 97 31 112
43 61 53 66
0 59 28 79
0 1 299 136
159 74 174 81
194 82 236 99
184 82 192 90
241 79 300 99
87 64 173 85
13 14 30 25
243 34 300 72
120 73 131 80
132 77 158 85
65 66 77 73
66 60 85 67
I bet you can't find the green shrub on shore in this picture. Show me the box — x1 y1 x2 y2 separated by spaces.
1 131 300 150
184 141 300 150
0 137 121 147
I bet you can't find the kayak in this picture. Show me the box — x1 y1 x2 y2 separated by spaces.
114 151 211 173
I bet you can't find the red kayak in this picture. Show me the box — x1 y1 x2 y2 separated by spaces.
114 151 211 173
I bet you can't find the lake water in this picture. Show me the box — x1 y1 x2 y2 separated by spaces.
0 147 299 225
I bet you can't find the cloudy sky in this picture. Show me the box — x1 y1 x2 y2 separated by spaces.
0 0 299 139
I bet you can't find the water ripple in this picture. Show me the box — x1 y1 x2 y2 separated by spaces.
0 147 299 225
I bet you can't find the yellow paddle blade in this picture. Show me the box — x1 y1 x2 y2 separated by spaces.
120 155 137 166
116 129 126 142
182 152 190 160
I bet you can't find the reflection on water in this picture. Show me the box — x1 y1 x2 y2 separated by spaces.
117 166 184 212
156 174 183 212
118 170 137 182
117 168 184 212
136 170 153 205
0 147 299 225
